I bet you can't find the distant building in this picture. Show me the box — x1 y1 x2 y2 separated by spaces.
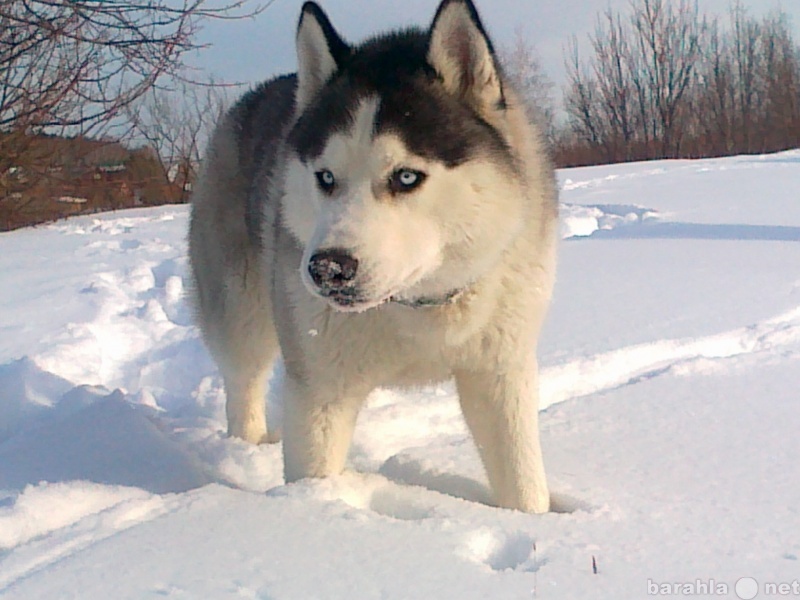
0 134 184 230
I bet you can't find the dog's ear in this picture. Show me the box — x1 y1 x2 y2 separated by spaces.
427 0 504 110
295 2 350 112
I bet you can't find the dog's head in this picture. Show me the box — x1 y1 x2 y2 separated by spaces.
283 0 528 312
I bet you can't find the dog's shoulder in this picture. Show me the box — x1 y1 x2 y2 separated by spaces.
229 74 298 178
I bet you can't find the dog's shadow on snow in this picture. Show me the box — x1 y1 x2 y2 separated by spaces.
378 454 495 506
377 455 586 515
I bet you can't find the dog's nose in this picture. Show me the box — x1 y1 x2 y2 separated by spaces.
308 250 359 289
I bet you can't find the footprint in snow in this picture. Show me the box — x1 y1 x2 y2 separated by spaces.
458 528 545 572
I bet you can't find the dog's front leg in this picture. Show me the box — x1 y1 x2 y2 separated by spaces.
455 360 550 513
224 372 270 444
281 373 367 482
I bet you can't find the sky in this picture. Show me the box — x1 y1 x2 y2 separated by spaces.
191 0 800 92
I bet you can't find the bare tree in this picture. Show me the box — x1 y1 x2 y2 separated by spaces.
688 4 800 157
728 1 762 151
564 37 612 159
758 10 800 152
130 77 229 203
0 1 255 133
0 0 258 185
628 0 707 157
591 9 636 160
690 17 736 155
499 29 556 145
0 0 262 227
563 0 708 163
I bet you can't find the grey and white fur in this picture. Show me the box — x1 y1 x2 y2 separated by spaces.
189 0 559 513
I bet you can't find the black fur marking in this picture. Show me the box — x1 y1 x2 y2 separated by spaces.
287 29 512 168
230 74 298 246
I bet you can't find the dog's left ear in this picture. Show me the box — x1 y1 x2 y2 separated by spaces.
295 2 350 112
427 0 504 110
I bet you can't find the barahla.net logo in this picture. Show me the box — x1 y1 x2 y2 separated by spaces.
647 577 800 598
648 579 729 596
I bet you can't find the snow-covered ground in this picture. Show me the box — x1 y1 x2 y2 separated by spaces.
1 152 799 599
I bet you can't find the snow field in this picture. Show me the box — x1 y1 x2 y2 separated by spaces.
0 151 799 597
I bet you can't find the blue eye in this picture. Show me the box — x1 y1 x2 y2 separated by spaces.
389 168 426 194
315 169 336 193
399 170 418 186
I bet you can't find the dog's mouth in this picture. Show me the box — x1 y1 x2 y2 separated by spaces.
320 286 464 312
306 266 458 313
318 287 392 313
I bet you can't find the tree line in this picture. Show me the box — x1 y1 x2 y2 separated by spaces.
553 0 800 166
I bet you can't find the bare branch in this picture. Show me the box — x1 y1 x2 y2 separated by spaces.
498 29 556 146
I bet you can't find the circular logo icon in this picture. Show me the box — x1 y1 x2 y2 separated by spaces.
735 577 759 600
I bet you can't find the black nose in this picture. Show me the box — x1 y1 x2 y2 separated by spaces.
308 249 359 290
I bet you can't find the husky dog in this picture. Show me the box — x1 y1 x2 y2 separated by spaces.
189 0 558 513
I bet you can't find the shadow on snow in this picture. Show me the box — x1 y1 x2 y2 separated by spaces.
572 221 800 242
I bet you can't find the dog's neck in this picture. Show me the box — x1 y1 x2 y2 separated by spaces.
390 287 465 309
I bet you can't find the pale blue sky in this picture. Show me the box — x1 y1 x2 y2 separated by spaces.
192 0 800 89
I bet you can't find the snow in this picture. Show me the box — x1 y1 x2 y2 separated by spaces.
1 151 799 598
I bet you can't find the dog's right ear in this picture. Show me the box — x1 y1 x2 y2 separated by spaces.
295 2 349 112
427 0 503 111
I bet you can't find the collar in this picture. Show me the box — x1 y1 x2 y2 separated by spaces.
390 287 466 308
